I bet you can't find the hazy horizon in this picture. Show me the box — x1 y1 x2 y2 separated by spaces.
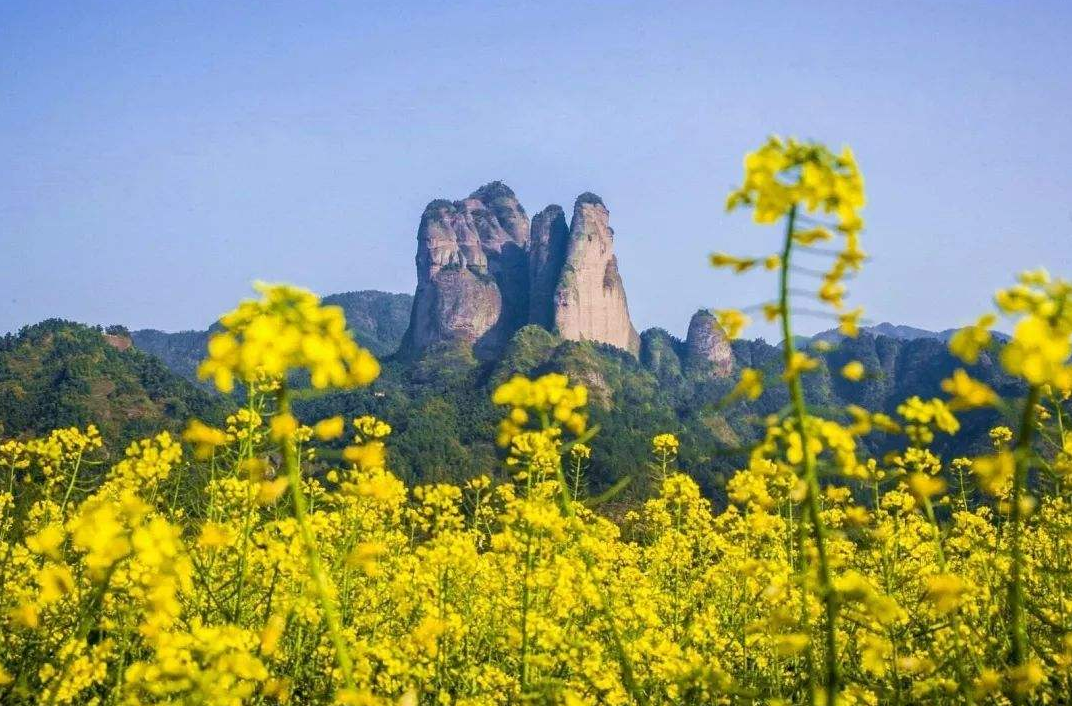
4 1 1070 340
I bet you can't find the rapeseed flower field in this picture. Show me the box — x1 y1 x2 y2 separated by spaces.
2 138 1071 705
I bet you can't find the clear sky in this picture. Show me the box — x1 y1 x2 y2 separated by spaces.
3 1 1070 340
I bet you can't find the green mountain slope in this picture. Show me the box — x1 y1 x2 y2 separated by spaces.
4 301 1021 501
0 320 228 446
322 290 413 357
292 324 1023 502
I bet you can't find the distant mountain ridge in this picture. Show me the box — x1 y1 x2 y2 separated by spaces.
812 321 1011 345
131 290 413 385
108 181 1022 494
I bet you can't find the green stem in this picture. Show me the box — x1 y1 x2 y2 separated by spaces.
276 385 355 692
571 456 584 503
519 529 534 693
59 449 85 516
922 496 974 705
779 204 839 702
1008 384 1041 698
231 495 255 623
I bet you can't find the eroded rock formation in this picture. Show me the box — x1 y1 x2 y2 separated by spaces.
527 205 569 330
683 309 733 376
401 185 640 359
552 194 640 355
401 196 504 357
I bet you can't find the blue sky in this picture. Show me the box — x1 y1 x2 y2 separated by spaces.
2 1 1070 340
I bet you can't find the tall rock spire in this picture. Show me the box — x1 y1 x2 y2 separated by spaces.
552 193 640 354
401 184 642 360
464 182 531 341
527 204 569 330
400 182 529 359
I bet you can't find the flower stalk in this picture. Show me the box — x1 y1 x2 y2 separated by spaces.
779 204 840 702
276 385 355 692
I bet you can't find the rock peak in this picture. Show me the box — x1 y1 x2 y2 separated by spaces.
553 194 639 354
422 198 457 217
684 309 733 376
402 183 530 359
528 205 570 329
469 181 517 202
535 203 565 218
401 184 639 359
574 192 605 209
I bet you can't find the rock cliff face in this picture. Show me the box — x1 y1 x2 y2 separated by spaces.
553 194 640 355
528 205 569 330
401 183 531 358
466 182 530 338
683 309 733 376
401 185 639 359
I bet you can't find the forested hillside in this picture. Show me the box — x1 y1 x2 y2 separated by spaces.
292 325 1021 501
0 320 228 447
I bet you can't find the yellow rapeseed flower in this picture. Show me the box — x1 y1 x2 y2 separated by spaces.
714 309 750 340
183 419 228 459
198 283 380 393
841 360 866 382
941 369 998 410
26 523 65 560
314 416 345 441
729 367 765 401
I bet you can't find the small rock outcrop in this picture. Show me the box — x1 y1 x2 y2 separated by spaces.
401 185 640 359
102 333 133 352
552 194 640 355
683 309 733 376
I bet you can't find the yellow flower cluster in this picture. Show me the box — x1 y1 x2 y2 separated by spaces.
940 368 998 410
727 366 764 401
491 373 587 446
713 136 868 340
841 360 865 381
713 308 750 340
726 137 865 230
198 282 380 393
3 425 103 495
950 271 1072 393
353 415 392 441
997 271 1072 389
651 433 679 455
896 396 960 445
569 443 591 461
109 432 182 488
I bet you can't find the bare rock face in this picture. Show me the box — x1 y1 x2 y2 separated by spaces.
469 181 529 249
102 332 133 352
553 193 640 355
527 205 569 329
415 199 488 280
402 184 642 360
683 309 733 376
466 182 530 338
402 183 530 359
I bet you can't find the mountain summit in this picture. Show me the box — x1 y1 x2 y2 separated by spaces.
400 183 640 359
